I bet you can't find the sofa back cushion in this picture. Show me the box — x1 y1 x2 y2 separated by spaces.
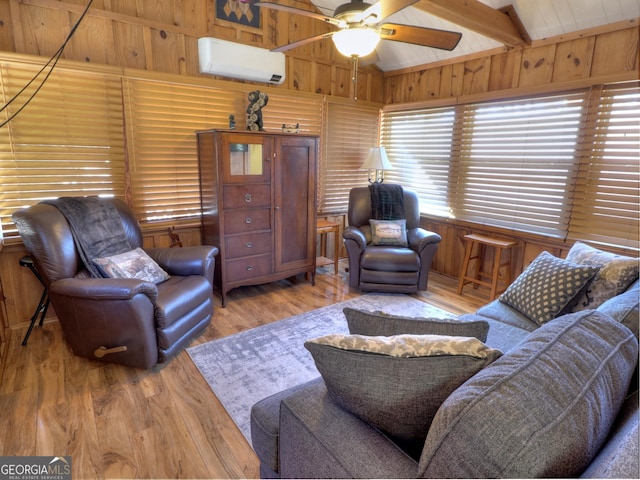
418 310 639 478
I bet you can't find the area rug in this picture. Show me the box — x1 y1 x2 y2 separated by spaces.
187 293 454 445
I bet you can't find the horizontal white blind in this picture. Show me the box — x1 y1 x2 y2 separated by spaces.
380 106 456 217
568 82 640 249
321 101 379 213
0 62 125 236
124 78 242 223
453 92 587 237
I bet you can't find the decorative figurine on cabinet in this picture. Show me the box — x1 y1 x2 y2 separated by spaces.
247 90 268 131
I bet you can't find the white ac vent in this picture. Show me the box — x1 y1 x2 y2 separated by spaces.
198 37 286 85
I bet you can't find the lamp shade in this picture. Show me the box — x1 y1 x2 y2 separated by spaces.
361 147 393 171
332 28 380 58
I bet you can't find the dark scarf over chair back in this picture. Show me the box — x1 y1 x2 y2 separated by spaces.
369 183 406 220
43 197 132 277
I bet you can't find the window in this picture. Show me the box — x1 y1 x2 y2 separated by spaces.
569 82 640 249
380 106 456 217
0 61 125 236
454 92 586 237
320 100 379 213
381 82 640 250
124 78 242 223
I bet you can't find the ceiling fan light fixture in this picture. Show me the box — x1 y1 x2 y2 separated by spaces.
332 28 380 58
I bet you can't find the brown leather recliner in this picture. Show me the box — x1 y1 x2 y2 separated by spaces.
343 187 441 293
12 197 218 369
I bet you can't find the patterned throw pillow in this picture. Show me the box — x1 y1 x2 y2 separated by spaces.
499 251 600 325
305 334 501 459
369 219 408 246
566 241 639 311
93 247 170 284
343 307 489 342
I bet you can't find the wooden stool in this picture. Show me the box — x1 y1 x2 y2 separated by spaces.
316 219 340 274
457 234 517 301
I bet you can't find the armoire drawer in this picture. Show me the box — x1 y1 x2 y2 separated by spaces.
224 208 271 235
223 184 271 209
225 232 272 259
226 254 272 282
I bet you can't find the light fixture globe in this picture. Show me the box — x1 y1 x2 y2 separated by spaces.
332 28 380 58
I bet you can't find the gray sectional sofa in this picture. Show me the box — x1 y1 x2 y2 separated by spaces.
251 244 639 478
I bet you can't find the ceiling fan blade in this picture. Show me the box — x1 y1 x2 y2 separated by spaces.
379 23 462 51
359 0 420 24
256 2 343 27
271 32 336 53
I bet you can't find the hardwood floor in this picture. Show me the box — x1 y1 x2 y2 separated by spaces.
0 262 487 479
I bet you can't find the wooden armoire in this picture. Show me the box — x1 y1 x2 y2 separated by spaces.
196 129 318 306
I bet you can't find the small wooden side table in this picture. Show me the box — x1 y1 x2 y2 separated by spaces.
316 219 340 274
457 233 517 301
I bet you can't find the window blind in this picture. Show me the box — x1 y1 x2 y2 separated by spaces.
123 78 242 223
259 91 322 135
321 100 379 214
0 62 125 236
453 92 587 237
568 82 640 249
380 106 456 217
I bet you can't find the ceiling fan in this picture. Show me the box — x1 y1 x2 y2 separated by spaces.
256 0 462 59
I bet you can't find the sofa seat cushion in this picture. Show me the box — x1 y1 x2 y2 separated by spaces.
343 307 487 341
360 246 419 272
418 310 639 479
306 333 502 459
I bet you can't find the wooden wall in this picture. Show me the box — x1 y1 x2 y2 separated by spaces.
383 20 638 104
0 0 383 102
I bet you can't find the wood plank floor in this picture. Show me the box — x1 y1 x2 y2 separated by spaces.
0 261 488 479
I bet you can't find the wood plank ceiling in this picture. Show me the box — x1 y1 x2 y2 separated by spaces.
307 0 640 71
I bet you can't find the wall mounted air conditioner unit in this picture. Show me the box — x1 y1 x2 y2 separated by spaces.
198 37 286 85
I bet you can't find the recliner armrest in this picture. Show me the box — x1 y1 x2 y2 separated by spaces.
408 228 441 253
146 246 218 285
343 226 367 250
50 277 158 303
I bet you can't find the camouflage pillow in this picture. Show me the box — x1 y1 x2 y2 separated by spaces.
93 247 170 284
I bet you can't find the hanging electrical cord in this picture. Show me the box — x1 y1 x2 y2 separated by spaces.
0 0 94 128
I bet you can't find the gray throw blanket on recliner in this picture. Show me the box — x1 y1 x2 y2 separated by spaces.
43 197 132 277
369 183 406 220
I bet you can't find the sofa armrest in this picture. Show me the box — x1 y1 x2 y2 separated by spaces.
146 246 218 285
279 380 418 479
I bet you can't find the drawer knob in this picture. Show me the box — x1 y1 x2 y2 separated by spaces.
245 217 252 224
246 265 253 271
244 193 252 203
246 242 253 248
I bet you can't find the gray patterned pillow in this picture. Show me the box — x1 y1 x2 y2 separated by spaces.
499 251 599 325
369 219 408 246
343 307 489 342
566 241 639 311
93 248 170 284
305 334 501 459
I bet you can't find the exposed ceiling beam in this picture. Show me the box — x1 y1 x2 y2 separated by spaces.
415 0 528 47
